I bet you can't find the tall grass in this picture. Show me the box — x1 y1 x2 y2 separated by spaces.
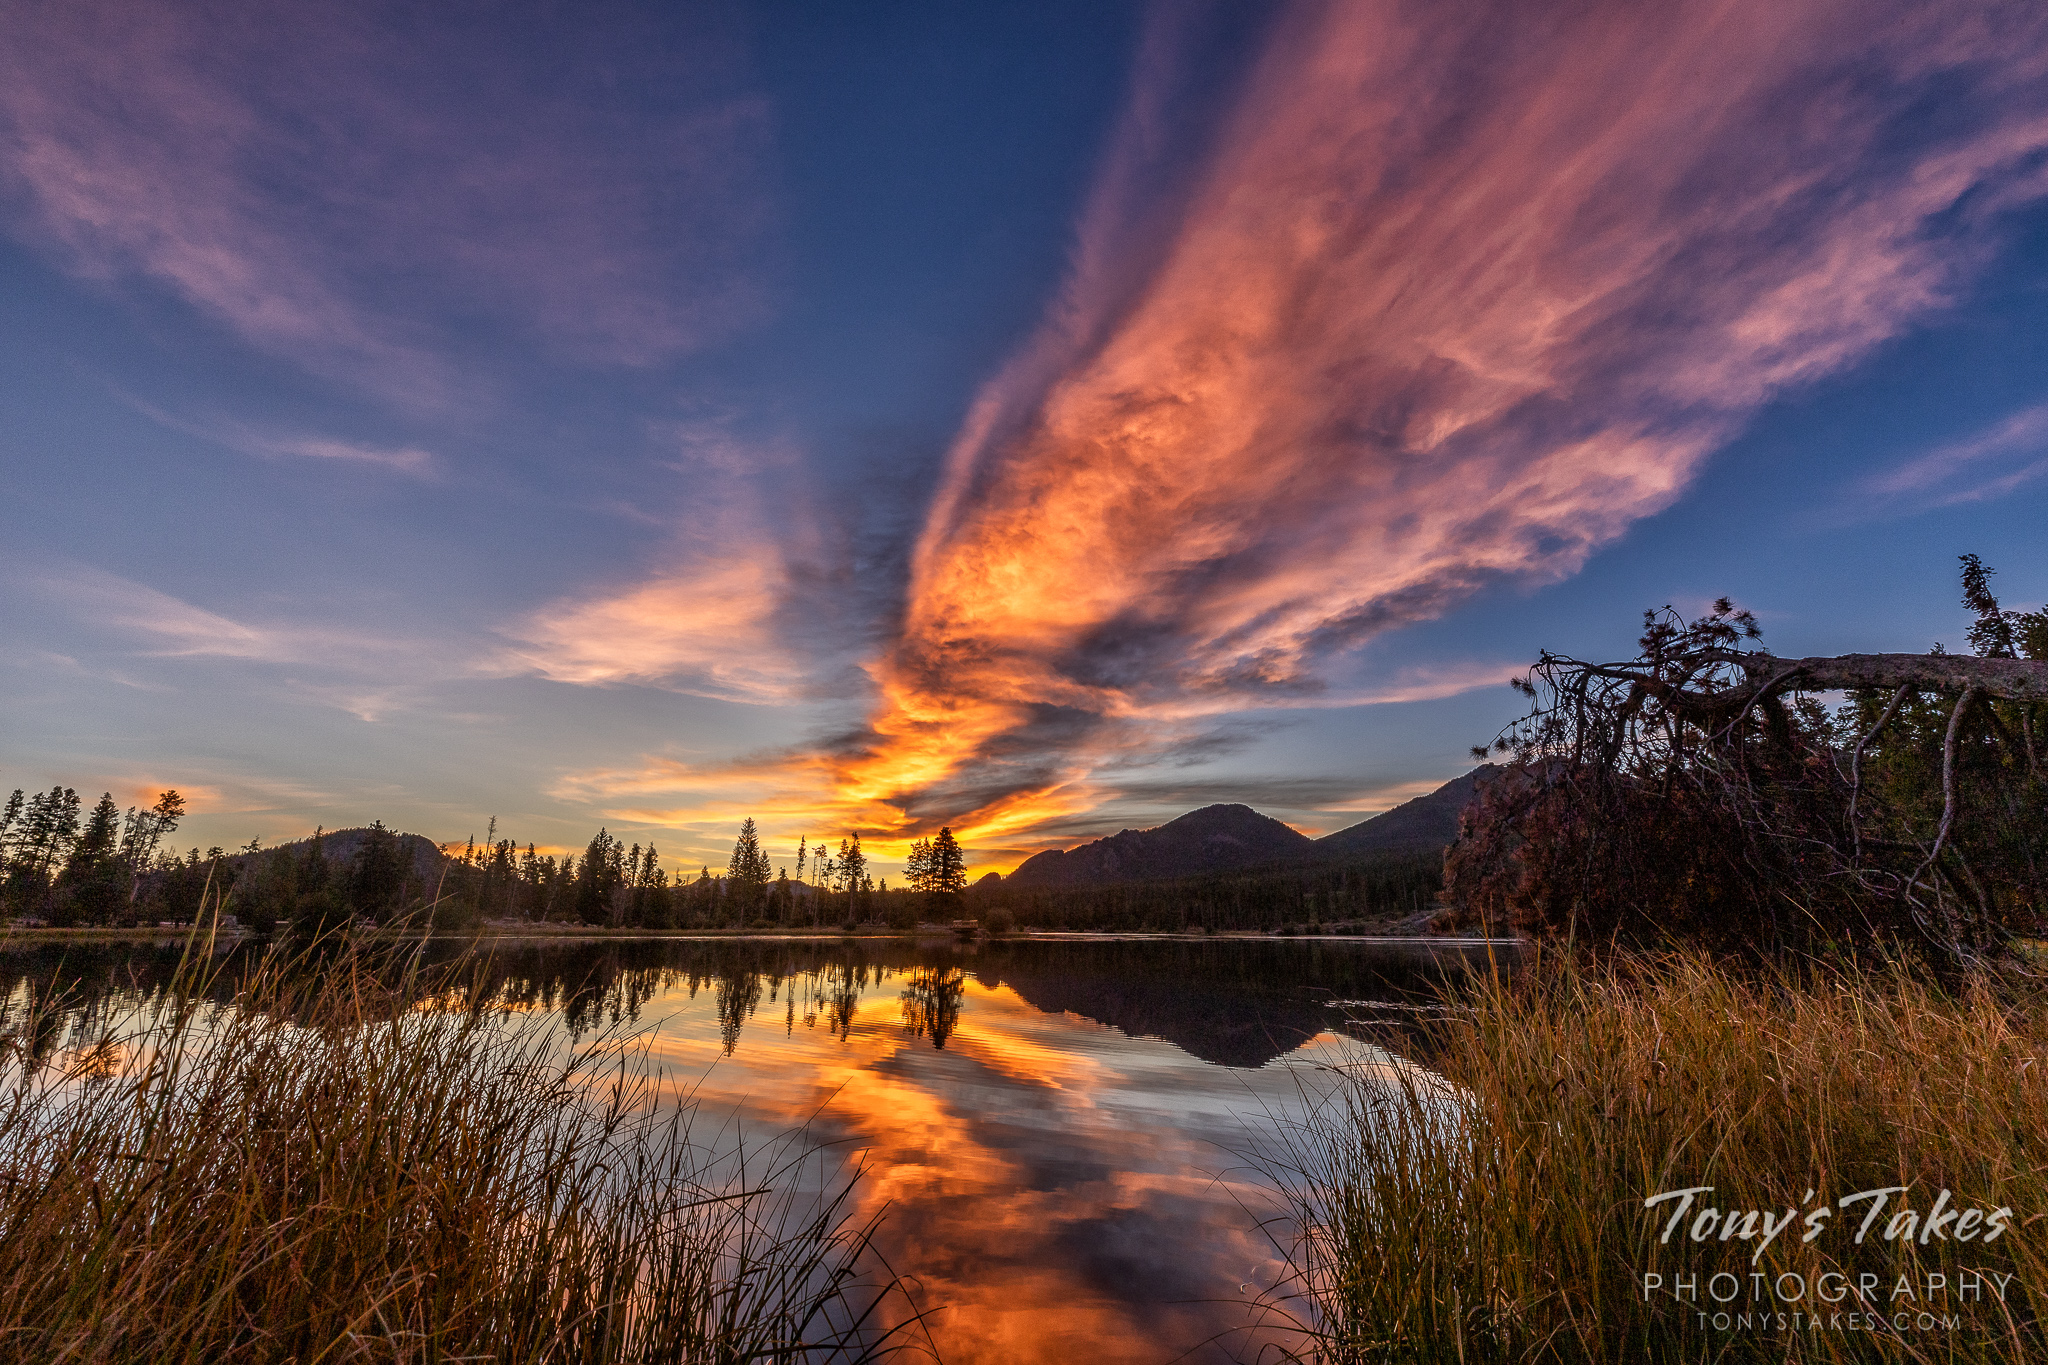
1259 951 2046 1363
0 935 925 1363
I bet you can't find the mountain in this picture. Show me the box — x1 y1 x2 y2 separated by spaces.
267 826 451 883
1003 803 1314 889
995 768 1495 891
1311 765 1497 860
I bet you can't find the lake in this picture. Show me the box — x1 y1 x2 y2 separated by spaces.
2 933 1510 1364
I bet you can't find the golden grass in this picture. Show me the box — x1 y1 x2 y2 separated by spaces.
0 937 923 1363
1260 951 2047 1363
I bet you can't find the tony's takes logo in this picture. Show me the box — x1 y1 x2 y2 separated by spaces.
1644 1186 2015 1265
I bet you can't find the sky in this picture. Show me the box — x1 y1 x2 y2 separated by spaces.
5 0 2048 879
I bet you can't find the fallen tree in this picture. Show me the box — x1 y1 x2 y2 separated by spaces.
1444 558 2048 963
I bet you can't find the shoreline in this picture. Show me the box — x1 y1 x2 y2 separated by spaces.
0 924 1522 948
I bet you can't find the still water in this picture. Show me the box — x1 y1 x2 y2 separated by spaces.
3 934 1504 1364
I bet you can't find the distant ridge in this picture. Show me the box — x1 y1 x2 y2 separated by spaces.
1004 804 1313 889
1311 765 1497 860
265 826 449 882
996 768 1493 891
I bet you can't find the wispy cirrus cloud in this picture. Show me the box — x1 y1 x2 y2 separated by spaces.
35 567 470 720
824 0 2048 845
0 0 771 410
118 392 440 477
1862 403 2048 509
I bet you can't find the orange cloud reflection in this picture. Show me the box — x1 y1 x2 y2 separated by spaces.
631 970 1319 1364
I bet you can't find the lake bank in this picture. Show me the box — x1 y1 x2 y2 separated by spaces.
0 921 1522 946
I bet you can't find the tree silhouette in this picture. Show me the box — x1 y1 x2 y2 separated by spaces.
1447 562 2048 961
726 818 770 921
929 828 967 898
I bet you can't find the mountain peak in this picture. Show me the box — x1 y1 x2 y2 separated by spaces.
997 770 1496 891
1004 803 1312 889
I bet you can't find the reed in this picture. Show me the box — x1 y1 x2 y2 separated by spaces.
1259 950 2047 1363
0 932 922 1363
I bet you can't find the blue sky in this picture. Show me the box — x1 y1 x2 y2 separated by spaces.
4 0 2047 876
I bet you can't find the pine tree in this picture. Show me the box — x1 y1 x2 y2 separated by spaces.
837 834 869 921
836 834 867 893
905 837 933 895
5 787 77 919
56 793 125 925
930 827 968 897
575 828 617 924
19 787 82 885
348 821 409 921
290 827 346 939
727 818 770 920
117 788 185 896
0 789 22 860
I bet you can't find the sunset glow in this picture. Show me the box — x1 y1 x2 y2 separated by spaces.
817 0 2048 857
5 0 2047 872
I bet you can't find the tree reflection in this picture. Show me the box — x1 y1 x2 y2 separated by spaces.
714 967 762 1056
899 967 964 1050
3 935 1503 1069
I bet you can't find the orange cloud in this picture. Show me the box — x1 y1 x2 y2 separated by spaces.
509 552 803 703
118 780 225 813
827 0 2048 842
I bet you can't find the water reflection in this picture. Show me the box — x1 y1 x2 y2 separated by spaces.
2 934 1504 1363
901 967 965 1049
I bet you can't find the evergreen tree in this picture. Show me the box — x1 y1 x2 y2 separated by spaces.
929 827 968 898
905 837 933 895
835 834 867 893
575 829 619 924
347 821 409 921
15 787 81 887
55 793 125 925
288 827 348 939
0 789 22 859
1960 552 2048 660
727 818 770 919
837 834 869 921
117 789 186 901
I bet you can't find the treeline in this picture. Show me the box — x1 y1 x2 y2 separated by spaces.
2 776 1445 936
1 788 188 926
973 850 1445 933
5 778 1440 940
1 809 451 935
434 818 973 932
0 788 992 935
